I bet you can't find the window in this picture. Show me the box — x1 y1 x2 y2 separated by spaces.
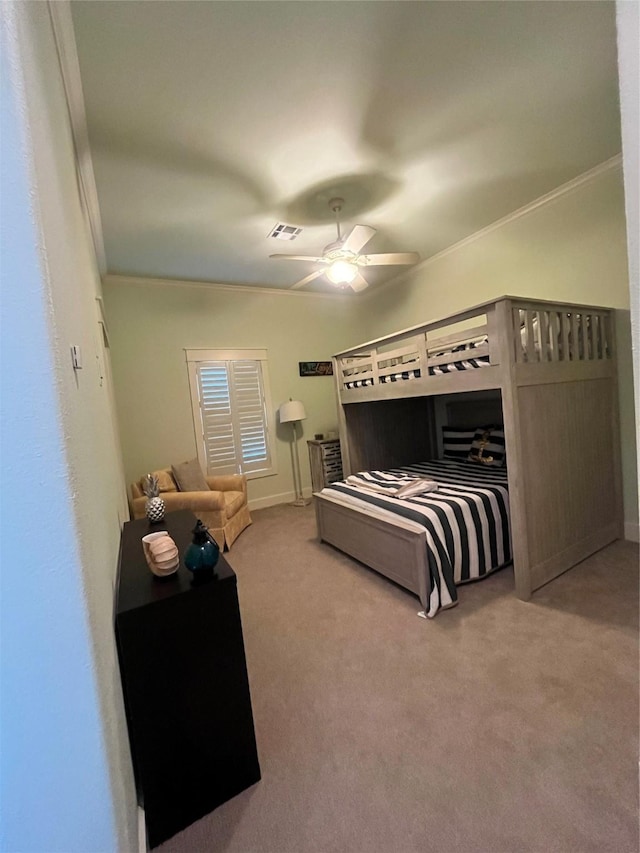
186 349 276 479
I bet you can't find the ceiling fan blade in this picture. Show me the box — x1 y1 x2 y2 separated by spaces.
270 254 327 263
357 252 420 266
341 224 376 254
349 272 369 293
289 269 326 290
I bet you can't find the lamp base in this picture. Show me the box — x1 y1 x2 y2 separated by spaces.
290 497 311 508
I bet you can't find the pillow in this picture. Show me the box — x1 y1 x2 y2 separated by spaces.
171 458 210 492
467 426 506 467
442 426 477 461
150 469 177 493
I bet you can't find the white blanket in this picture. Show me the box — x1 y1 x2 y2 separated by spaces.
346 474 438 499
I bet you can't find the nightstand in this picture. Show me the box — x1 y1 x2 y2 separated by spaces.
307 438 343 492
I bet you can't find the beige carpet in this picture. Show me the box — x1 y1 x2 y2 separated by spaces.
158 504 639 853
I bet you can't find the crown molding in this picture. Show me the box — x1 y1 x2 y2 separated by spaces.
47 1 106 274
102 273 352 300
369 154 623 298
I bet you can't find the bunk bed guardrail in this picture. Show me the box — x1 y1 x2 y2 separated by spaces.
336 298 612 395
512 304 611 364
340 316 493 390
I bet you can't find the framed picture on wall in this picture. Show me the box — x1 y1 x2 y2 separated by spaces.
299 361 333 377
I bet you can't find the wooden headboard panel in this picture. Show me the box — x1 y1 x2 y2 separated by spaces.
433 390 504 458
340 391 504 473
342 396 436 474
445 396 503 428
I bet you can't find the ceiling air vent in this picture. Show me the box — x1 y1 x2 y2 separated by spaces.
268 223 303 241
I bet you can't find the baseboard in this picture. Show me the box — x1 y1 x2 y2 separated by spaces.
137 806 147 853
624 521 639 543
248 487 313 511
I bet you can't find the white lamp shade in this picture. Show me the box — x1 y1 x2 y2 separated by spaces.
279 399 307 423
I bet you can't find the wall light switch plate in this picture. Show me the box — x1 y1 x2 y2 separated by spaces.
71 345 82 369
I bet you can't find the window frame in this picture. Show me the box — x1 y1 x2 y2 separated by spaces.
185 348 277 480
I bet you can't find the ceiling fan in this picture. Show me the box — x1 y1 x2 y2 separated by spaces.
270 198 420 292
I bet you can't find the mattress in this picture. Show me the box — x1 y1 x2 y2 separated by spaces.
344 339 491 389
320 459 511 617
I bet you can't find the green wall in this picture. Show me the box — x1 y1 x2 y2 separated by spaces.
105 162 637 535
103 281 359 505
359 163 638 536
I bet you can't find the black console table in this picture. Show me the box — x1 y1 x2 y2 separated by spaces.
115 510 261 848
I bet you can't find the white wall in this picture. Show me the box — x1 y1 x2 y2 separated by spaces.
360 163 638 537
0 4 136 851
103 278 361 506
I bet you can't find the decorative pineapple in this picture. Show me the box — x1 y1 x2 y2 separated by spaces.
143 473 166 523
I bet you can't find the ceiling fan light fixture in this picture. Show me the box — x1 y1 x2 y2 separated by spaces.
326 260 357 285
270 197 418 290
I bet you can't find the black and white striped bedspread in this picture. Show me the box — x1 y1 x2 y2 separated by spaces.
322 460 511 618
343 354 491 388
430 354 490 375
344 376 376 388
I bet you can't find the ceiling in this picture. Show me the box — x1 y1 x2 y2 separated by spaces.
71 1 621 294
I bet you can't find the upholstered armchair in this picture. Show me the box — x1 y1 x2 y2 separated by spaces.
130 470 252 550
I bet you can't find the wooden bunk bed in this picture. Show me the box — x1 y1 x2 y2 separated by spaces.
314 296 623 614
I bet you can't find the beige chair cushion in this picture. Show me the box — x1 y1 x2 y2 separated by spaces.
150 469 177 493
172 458 210 492
224 490 245 520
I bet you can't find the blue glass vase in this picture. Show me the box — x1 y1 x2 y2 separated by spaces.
184 520 219 583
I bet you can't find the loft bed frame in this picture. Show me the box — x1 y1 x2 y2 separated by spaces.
315 296 623 608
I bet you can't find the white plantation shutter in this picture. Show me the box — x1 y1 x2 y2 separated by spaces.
198 362 236 474
187 349 275 478
229 360 270 472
